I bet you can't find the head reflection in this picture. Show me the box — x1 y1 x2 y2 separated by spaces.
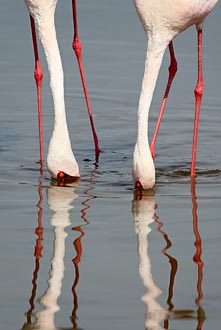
132 192 168 330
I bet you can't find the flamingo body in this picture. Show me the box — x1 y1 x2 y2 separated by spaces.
133 0 218 189
135 0 217 38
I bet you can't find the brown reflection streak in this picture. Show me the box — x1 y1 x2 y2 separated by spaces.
71 171 97 329
154 212 178 329
191 179 205 330
25 181 44 326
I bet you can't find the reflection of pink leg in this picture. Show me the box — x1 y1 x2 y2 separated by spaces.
71 0 101 162
30 16 44 175
150 42 177 159
191 29 204 178
71 225 84 329
26 181 44 323
191 179 205 328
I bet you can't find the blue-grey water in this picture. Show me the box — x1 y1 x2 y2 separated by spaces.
0 1 221 330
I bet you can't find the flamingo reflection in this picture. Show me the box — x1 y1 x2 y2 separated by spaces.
38 185 78 330
133 179 205 330
22 176 95 330
132 192 168 329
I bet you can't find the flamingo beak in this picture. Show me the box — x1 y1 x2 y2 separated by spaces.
134 180 144 200
56 171 65 186
134 180 144 190
56 171 80 186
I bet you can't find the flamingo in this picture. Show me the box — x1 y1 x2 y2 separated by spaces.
132 0 219 190
24 0 100 180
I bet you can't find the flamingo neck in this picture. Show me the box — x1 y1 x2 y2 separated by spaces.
37 15 69 136
136 42 166 147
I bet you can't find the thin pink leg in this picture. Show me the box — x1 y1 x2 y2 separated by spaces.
71 0 101 162
150 41 177 159
30 15 44 175
191 29 204 178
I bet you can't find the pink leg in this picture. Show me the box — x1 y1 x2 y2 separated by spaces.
150 42 178 159
71 0 101 162
191 29 204 178
30 16 44 175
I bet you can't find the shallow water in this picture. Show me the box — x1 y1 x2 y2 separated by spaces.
0 1 221 330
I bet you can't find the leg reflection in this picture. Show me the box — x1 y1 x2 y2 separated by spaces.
71 225 85 329
154 213 178 329
191 179 205 330
71 168 97 329
23 181 44 328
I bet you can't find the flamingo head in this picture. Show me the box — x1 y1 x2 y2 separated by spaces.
132 143 155 190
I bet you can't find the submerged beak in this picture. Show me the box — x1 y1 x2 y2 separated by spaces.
134 180 144 190
56 171 80 187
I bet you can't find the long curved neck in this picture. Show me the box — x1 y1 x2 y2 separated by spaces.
37 11 69 135
137 41 166 145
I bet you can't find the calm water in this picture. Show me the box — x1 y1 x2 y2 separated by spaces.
0 1 221 330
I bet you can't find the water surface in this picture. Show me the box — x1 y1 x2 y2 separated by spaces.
0 1 221 330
